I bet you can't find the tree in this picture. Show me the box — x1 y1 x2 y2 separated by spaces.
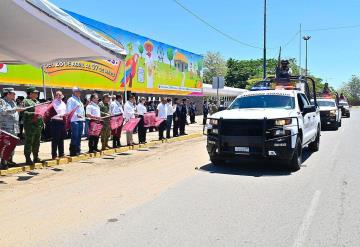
340 75 360 104
138 44 144 58
167 48 174 67
196 59 203 77
203 51 227 84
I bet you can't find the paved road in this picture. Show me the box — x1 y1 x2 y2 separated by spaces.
1 109 359 247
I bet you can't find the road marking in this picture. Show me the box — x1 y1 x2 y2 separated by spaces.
292 190 322 247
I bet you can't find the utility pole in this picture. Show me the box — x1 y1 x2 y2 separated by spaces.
303 35 311 76
299 24 302 75
263 0 267 79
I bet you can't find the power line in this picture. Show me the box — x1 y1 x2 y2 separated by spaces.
172 0 263 49
304 24 360 32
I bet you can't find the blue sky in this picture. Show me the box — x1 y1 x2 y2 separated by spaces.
51 0 360 89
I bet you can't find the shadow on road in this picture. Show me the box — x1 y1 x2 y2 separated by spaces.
199 148 314 177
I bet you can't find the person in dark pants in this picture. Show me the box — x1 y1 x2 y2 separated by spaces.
203 100 209 125
136 97 147 144
179 98 187 135
172 98 180 137
157 98 168 140
50 91 67 159
86 94 101 153
166 98 174 138
189 101 196 124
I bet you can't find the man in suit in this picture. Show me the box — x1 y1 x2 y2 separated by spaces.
172 98 180 137
179 98 188 135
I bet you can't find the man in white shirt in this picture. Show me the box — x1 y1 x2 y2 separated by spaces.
156 97 168 140
86 94 101 153
66 87 85 156
110 94 124 148
50 91 67 159
166 98 174 139
123 95 137 146
136 97 147 144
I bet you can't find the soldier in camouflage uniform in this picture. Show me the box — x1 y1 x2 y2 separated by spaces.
23 87 43 165
0 88 24 169
99 94 111 150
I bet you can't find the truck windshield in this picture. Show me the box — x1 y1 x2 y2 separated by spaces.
339 102 348 106
318 101 336 107
228 95 295 109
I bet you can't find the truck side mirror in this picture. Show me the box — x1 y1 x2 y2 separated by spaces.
303 105 316 115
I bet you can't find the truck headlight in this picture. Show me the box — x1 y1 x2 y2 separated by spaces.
206 119 219 131
274 129 286 136
275 118 292 126
329 110 337 116
209 119 218 125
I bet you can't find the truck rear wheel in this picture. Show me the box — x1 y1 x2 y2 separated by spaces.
308 128 320 152
288 138 302 171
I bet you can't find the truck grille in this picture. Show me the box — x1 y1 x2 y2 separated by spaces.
320 111 330 117
220 119 266 136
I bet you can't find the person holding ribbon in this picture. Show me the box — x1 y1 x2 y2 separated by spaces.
50 91 67 159
23 87 43 165
0 88 24 169
110 94 124 148
86 94 101 153
99 94 111 150
66 87 85 156
123 95 137 146
136 97 147 144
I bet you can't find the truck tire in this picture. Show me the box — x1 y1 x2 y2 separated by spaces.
333 122 339 131
308 128 320 152
288 137 302 171
339 119 342 127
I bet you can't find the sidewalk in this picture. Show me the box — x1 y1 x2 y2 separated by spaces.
12 115 205 165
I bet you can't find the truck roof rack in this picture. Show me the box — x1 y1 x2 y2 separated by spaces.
251 75 318 106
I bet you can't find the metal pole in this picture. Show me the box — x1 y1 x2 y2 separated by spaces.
123 59 127 102
217 77 219 106
263 0 267 79
299 23 302 75
41 65 47 100
305 40 308 77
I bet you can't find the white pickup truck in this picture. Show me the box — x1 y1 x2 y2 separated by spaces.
206 77 321 171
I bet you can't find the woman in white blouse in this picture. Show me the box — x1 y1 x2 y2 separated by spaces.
110 94 124 148
51 91 67 159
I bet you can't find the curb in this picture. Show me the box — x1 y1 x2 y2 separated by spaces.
0 132 204 177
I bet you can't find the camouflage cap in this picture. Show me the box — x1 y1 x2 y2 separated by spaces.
26 86 39 93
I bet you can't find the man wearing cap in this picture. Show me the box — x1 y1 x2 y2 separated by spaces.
23 87 43 165
66 87 85 156
0 88 24 169
99 94 111 150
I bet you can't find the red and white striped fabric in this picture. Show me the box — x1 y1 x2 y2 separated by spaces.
0 63 7 73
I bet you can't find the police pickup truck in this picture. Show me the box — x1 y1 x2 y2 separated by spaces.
315 97 342 130
206 76 320 171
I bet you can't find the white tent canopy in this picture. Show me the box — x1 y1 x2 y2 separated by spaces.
0 0 127 67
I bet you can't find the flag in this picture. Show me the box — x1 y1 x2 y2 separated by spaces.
33 102 56 123
154 117 165 127
144 112 157 127
0 130 19 161
88 121 103 137
0 63 7 73
110 115 124 130
122 118 140 132
64 106 79 130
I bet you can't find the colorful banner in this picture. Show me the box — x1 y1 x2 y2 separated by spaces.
0 11 203 96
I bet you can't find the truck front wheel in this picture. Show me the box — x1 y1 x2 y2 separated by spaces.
288 137 302 171
210 156 225 166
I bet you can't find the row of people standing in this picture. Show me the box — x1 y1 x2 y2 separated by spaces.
0 86 195 169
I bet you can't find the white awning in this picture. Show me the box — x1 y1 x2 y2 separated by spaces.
0 0 127 67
